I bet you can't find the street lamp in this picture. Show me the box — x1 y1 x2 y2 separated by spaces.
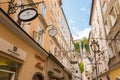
90 39 100 80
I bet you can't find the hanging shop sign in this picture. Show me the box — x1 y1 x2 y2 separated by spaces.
0 37 27 61
53 68 61 73
48 28 57 37
18 8 38 22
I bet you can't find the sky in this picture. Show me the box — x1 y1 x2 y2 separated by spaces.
62 0 92 40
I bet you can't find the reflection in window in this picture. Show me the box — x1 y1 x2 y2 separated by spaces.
108 0 110 3
110 7 117 26
49 19 53 29
50 40 54 55
0 57 20 80
37 26 44 46
103 2 107 14
42 3 46 19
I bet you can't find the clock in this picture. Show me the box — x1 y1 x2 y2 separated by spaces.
18 8 38 22
48 28 57 37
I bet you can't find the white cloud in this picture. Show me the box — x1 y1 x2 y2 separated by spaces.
72 26 77 31
70 18 74 24
80 7 86 12
73 27 91 40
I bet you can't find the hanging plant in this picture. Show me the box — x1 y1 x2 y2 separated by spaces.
48 71 54 76
79 61 84 73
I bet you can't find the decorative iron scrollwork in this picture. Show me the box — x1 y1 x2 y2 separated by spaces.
0 0 44 15
8 0 18 15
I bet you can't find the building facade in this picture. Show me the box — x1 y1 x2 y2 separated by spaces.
0 8 48 80
101 0 120 80
0 0 74 80
89 0 110 80
89 0 120 80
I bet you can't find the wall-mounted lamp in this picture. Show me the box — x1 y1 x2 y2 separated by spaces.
33 25 58 39
48 27 57 37
33 29 44 39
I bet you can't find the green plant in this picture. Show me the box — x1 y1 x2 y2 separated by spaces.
48 71 54 76
79 61 84 73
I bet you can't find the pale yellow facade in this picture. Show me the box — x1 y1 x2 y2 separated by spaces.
110 67 120 80
0 8 47 80
0 0 73 80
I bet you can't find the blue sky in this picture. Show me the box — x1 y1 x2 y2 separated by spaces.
62 0 92 40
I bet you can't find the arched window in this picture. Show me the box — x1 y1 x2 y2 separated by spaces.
32 72 44 80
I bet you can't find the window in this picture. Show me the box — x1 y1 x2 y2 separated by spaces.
49 19 53 29
0 56 21 80
50 40 54 54
33 25 44 46
41 3 46 19
21 22 30 33
103 2 107 14
53 13 57 22
108 0 110 2
50 2 54 14
54 47 58 57
104 23 110 35
110 7 117 26
97 16 99 25
15 0 23 25
114 0 120 15
106 15 112 28
50 2 56 23
115 31 120 53
32 72 44 80
37 26 44 46
109 41 118 56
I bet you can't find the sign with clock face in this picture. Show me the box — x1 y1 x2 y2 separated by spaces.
18 8 38 22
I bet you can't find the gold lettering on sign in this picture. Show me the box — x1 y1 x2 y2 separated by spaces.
53 68 61 73
35 54 45 62
35 62 44 70
8 49 20 57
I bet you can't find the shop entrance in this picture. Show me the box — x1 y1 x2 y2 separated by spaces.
33 72 44 80
0 69 15 80
0 55 20 80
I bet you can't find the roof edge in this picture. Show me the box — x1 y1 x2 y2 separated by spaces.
89 0 94 25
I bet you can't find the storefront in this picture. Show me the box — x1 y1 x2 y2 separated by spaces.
0 8 48 80
46 54 71 80
0 54 21 80
0 37 26 80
